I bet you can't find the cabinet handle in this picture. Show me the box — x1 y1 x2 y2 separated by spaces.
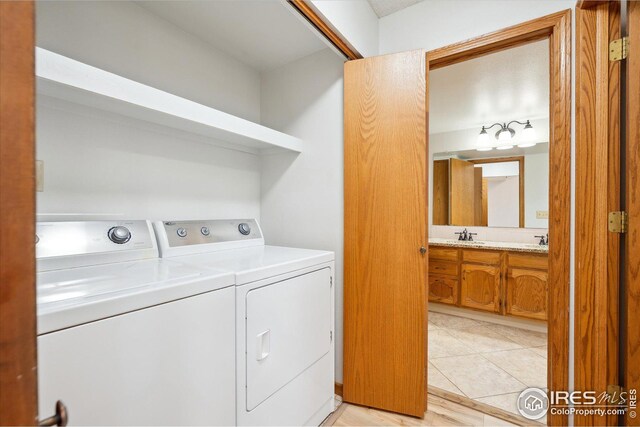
39 400 68 427
420 246 427 255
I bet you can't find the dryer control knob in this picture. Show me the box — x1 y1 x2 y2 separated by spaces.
177 227 188 238
201 226 210 236
238 223 251 235
108 226 131 244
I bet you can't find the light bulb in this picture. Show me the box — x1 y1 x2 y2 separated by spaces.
498 129 512 142
518 142 536 148
496 144 514 150
522 122 536 141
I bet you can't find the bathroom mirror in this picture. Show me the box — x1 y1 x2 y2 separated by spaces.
429 40 550 229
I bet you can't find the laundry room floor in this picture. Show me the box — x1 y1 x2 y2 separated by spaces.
329 395 518 426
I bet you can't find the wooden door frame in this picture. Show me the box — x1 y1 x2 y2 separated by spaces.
575 1 640 425
426 10 572 426
0 1 38 425
467 156 525 228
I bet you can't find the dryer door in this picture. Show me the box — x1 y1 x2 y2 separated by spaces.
245 267 331 410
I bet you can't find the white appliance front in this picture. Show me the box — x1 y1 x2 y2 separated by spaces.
237 265 335 426
38 287 236 426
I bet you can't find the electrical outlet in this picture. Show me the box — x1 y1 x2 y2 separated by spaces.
536 210 549 219
36 160 44 192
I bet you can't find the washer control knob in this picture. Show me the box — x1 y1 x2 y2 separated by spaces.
238 223 251 235
108 226 131 244
201 226 210 236
177 227 188 238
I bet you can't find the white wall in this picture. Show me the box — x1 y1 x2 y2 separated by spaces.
260 49 345 381
379 0 574 54
525 153 550 228
36 0 261 122
35 1 263 220
37 103 261 220
487 176 519 228
310 0 379 57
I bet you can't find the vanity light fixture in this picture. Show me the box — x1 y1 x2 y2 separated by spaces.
476 120 536 151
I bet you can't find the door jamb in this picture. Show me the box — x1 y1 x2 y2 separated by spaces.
426 10 572 426
0 1 38 425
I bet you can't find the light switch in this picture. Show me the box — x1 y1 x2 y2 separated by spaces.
536 210 549 219
36 160 44 192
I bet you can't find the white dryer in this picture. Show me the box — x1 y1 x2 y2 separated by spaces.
154 219 335 426
36 220 236 426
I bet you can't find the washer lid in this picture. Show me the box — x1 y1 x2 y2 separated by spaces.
37 259 234 334
172 245 334 285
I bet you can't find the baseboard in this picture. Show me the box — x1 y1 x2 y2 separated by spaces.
335 382 343 397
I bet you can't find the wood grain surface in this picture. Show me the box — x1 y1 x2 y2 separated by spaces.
343 50 428 417
625 1 640 425
449 159 475 226
0 2 37 425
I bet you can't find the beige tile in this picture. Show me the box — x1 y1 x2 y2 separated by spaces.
530 346 547 359
483 349 547 388
428 329 476 358
428 321 440 331
448 326 523 353
475 393 520 416
429 312 488 330
487 324 548 347
429 362 465 396
431 355 527 399
476 393 547 425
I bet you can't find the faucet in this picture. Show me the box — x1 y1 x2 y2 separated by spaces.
455 229 468 241
535 233 549 246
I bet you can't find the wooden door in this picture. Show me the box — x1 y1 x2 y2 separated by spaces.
473 167 483 226
625 1 639 425
449 158 475 225
460 264 500 313
344 50 427 417
0 2 38 425
432 159 449 225
506 268 548 321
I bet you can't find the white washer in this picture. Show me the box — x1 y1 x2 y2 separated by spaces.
36 220 236 426
154 219 335 426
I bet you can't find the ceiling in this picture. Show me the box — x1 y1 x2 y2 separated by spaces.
367 0 423 18
429 39 550 135
135 1 328 72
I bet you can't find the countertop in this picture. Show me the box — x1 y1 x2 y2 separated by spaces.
428 237 549 254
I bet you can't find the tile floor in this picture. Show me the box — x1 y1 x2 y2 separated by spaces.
428 311 547 420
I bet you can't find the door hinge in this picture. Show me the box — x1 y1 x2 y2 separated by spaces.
330 331 333 343
610 37 629 62
608 211 628 233
330 276 333 287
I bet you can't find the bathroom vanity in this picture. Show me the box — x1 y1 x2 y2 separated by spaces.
428 240 548 321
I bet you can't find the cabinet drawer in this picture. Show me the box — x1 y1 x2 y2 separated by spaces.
429 246 459 262
462 249 501 265
429 260 458 276
508 253 548 270
428 275 458 305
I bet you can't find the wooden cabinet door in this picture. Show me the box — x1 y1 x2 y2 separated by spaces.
460 264 500 312
344 50 427 417
428 275 458 305
506 268 548 321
